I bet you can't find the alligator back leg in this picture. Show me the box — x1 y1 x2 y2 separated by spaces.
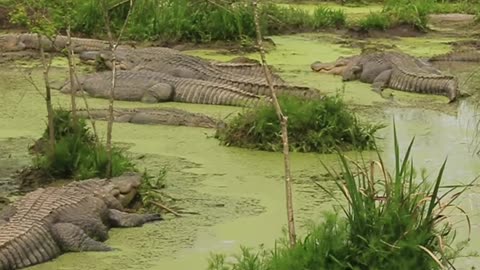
142 83 175 103
57 215 110 242
51 223 113 252
108 209 162 227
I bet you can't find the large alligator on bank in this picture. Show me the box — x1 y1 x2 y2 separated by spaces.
84 47 319 98
61 70 266 107
77 107 224 128
311 51 459 102
0 173 162 270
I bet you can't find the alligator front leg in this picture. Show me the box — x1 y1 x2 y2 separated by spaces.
108 209 162 227
51 223 113 252
371 70 392 94
142 83 174 103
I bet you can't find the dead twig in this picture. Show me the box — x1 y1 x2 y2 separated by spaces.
151 201 182 217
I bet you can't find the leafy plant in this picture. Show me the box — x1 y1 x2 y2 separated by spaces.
140 167 167 208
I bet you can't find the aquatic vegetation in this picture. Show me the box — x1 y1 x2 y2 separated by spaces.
208 124 472 270
34 109 135 180
215 95 384 153
139 167 168 211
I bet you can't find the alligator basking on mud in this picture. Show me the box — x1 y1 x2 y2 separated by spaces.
82 47 319 98
311 51 459 102
0 173 162 270
77 107 223 128
61 70 267 107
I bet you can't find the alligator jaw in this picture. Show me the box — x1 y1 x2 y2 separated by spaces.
311 61 347 75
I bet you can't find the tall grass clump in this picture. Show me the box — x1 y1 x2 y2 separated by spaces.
358 11 391 30
311 7 346 28
72 0 345 43
215 95 384 153
208 123 472 270
383 0 435 30
34 109 135 180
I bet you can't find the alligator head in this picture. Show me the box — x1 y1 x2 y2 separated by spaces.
107 173 143 207
0 34 24 52
310 55 359 77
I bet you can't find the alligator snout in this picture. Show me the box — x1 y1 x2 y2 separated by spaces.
311 61 347 76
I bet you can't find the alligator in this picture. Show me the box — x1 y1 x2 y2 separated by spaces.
77 107 224 128
0 33 112 53
85 47 319 98
311 51 459 102
79 52 285 84
428 49 480 62
0 173 162 270
61 70 267 107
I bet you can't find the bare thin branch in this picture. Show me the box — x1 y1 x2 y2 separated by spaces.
252 0 296 247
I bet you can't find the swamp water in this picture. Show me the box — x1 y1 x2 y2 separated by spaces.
0 32 479 269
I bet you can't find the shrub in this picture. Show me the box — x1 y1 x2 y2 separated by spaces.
207 123 472 270
35 109 135 180
215 95 384 153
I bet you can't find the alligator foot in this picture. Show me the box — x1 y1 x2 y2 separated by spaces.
51 223 113 252
108 209 163 227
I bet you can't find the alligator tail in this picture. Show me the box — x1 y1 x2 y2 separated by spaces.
0 224 61 269
172 80 264 107
389 73 458 101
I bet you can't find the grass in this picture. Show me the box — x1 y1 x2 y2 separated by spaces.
70 0 345 43
215 94 384 153
34 109 135 180
358 11 391 30
207 122 472 270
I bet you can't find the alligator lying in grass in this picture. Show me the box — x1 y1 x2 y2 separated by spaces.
83 47 319 98
311 51 459 102
77 107 223 128
0 173 162 270
80 51 285 84
0 33 111 53
428 49 480 62
61 70 266 107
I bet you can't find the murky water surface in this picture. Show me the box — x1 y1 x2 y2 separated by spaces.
1 30 480 269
